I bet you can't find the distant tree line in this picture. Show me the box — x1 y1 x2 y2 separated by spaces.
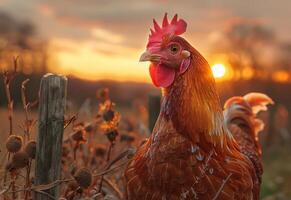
0 11 48 74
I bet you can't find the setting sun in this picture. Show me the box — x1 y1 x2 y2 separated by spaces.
211 64 226 78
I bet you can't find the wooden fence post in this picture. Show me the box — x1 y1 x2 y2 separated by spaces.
35 73 67 199
148 95 161 132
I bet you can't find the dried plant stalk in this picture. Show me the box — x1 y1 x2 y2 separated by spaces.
3 57 18 135
2 57 18 188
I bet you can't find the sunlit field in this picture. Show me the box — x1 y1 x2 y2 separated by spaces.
0 1 291 200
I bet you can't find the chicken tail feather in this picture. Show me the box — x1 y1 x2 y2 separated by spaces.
224 92 274 136
243 92 274 115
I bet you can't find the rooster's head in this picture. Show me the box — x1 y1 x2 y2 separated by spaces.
139 13 192 88
140 14 235 148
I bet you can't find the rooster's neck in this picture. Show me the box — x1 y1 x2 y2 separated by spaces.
160 49 232 147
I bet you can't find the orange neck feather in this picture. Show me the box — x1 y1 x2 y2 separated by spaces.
161 47 233 149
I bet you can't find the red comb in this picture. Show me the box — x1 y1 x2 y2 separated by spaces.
147 13 187 48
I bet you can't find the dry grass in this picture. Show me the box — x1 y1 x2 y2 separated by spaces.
0 87 147 199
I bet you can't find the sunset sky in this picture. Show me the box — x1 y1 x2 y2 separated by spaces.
1 0 291 82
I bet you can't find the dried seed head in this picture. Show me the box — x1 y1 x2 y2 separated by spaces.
74 168 92 189
12 151 29 169
6 135 23 153
72 129 86 142
25 140 36 159
103 109 115 122
94 144 107 157
105 129 118 142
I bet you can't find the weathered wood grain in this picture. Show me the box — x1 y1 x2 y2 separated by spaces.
35 73 67 199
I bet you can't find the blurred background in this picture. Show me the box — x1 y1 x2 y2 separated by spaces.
0 0 290 199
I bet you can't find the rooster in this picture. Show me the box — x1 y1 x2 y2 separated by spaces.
124 14 273 200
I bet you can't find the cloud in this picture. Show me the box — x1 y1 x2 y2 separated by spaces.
91 28 124 44
1 0 291 81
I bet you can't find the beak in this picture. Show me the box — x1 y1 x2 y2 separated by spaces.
139 51 161 62
139 51 152 62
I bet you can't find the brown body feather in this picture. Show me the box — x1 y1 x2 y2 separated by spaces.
125 37 258 200
224 93 274 199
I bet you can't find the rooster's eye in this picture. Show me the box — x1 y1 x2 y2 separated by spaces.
169 44 180 54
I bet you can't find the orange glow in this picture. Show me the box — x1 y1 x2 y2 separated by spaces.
242 67 254 80
272 70 289 83
46 38 291 84
48 37 151 82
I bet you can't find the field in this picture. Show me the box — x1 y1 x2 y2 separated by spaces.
0 84 151 199
0 93 291 199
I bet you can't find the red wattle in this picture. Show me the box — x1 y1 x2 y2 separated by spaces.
149 64 176 88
